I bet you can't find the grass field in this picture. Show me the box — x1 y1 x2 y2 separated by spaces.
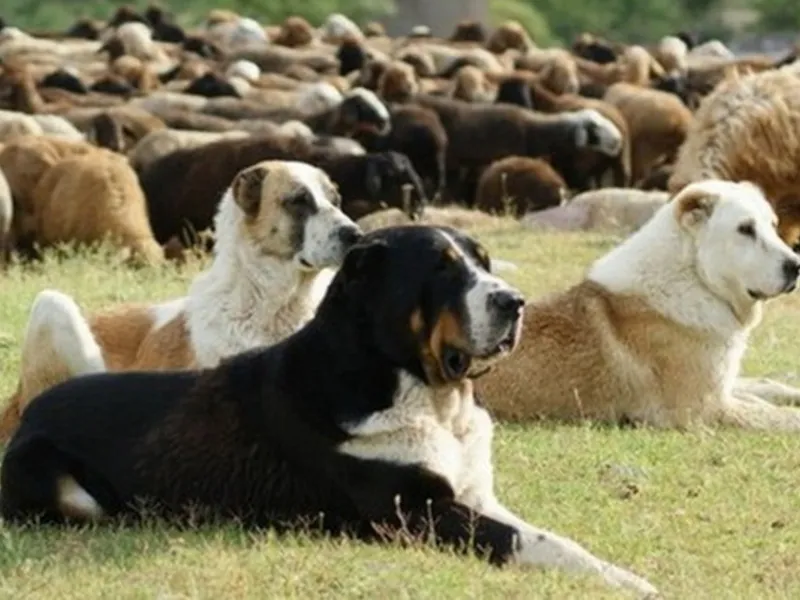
1 223 800 599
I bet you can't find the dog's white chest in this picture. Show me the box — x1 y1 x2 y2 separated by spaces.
336 373 485 496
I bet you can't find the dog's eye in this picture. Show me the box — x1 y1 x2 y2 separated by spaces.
737 222 756 238
285 191 311 208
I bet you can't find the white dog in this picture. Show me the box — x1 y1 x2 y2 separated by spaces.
0 160 362 442
480 179 800 430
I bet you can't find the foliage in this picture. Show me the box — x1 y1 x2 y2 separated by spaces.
754 0 800 32
488 0 556 47
2 0 395 31
507 0 727 45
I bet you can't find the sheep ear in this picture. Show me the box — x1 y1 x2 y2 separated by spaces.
231 164 269 218
673 186 718 229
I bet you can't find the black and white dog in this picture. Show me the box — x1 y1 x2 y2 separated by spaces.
0 225 657 596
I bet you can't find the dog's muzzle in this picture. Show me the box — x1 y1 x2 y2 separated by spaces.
486 289 525 356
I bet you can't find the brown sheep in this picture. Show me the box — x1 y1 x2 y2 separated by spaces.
487 21 535 54
227 45 338 78
636 162 674 191
669 68 800 246
377 61 420 103
72 107 167 152
475 156 567 217
355 103 448 200
498 76 631 188
139 134 426 243
413 94 622 205
14 147 163 264
363 22 386 37
0 136 96 222
575 46 663 88
450 65 494 103
128 128 251 173
449 21 487 44
604 82 693 184
0 62 123 115
272 16 316 48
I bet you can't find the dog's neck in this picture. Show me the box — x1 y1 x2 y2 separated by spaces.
185 200 333 367
587 209 763 338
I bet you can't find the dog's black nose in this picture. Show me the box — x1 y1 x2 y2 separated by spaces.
338 225 363 248
783 258 800 282
489 289 525 316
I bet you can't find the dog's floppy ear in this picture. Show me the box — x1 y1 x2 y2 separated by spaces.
673 185 718 229
231 164 269 218
341 237 389 283
324 237 389 308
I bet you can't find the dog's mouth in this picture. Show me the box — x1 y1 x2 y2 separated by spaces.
487 315 524 357
442 345 471 381
747 289 769 300
440 317 523 382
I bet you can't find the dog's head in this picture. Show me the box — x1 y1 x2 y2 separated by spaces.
674 180 800 306
322 226 525 387
229 160 363 271
364 152 427 220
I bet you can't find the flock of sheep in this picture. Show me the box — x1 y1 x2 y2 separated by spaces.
0 6 799 264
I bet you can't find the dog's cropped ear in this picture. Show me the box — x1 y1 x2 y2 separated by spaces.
231 165 268 218
673 186 718 229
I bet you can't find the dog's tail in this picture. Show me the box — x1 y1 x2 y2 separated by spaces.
0 386 23 444
0 290 107 445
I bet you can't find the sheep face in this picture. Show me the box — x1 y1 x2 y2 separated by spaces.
91 77 135 97
41 70 88 95
570 109 623 157
365 152 427 220
184 73 241 99
339 88 391 137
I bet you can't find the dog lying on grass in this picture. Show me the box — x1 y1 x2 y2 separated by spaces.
0 225 657 596
0 160 362 443
480 179 800 430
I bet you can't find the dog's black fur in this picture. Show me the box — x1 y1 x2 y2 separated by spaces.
1 226 522 566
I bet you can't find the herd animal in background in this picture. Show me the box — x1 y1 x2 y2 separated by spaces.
3 6 800 596
0 7 799 259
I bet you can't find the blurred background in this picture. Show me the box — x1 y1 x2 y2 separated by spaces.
4 0 797 55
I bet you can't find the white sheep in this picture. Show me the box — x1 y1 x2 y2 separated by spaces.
320 14 363 42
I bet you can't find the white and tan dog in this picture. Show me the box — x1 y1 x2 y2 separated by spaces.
479 179 800 430
0 160 362 442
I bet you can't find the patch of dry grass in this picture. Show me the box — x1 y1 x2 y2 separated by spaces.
1 223 800 599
